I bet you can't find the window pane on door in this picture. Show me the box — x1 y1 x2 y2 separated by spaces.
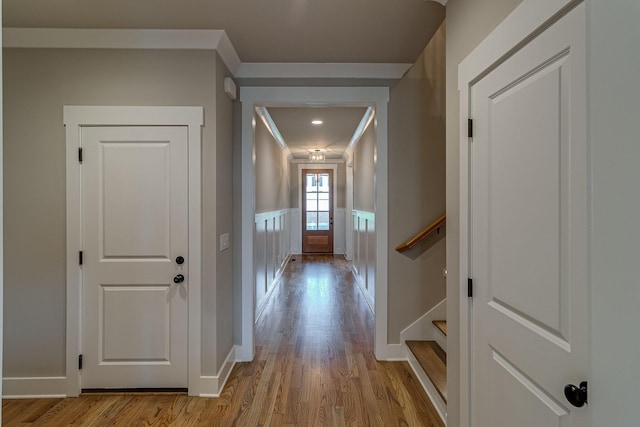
306 197 318 212
317 212 330 231
306 212 318 230
318 193 329 211
318 174 329 192
306 175 317 192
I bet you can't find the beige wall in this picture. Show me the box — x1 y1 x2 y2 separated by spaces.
353 124 376 212
254 118 290 213
3 48 233 378
445 0 523 424
387 21 446 342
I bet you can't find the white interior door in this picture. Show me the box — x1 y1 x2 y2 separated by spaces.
470 4 588 426
81 126 189 389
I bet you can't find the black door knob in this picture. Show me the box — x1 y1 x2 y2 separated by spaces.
176 256 185 265
173 274 185 284
564 381 588 407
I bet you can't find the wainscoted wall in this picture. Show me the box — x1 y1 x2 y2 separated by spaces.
290 207 346 255
255 209 292 319
352 210 376 310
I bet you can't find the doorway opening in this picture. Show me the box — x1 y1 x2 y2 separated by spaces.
239 86 393 362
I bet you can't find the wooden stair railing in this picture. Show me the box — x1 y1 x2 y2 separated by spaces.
395 214 446 253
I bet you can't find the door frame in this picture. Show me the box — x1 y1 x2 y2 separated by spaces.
64 106 203 396
298 164 338 254
458 0 584 425
239 87 391 361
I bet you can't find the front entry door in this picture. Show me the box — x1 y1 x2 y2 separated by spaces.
470 4 588 426
302 169 333 253
81 126 189 389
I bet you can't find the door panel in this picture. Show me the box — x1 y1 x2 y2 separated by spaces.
101 143 171 258
101 286 171 361
470 5 587 426
82 126 188 389
302 169 334 253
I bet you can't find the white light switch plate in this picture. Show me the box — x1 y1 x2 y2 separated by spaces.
220 233 230 251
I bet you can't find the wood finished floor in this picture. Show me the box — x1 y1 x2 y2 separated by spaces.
3 255 444 426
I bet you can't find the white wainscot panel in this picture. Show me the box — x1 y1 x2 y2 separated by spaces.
352 210 375 312
334 208 346 255
290 208 301 254
255 209 293 320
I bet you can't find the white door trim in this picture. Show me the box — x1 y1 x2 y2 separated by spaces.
63 106 204 396
239 87 391 361
297 163 338 254
457 0 583 425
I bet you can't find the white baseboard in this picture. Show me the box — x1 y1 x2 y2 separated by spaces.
400 298 447 343
3 376 68 398
199 346 237 397
3 347 238 399
255 253 291 323
380 343 405 361
350 264 374 315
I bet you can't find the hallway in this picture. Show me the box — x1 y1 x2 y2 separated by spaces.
2 255 443 426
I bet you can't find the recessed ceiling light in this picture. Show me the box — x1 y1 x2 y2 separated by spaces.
311 120 323 125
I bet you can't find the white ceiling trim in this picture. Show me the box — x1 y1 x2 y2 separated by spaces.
235 62 412 80
3 28 242 75
343 107 375 161
254 107 293 161
2 28 414 80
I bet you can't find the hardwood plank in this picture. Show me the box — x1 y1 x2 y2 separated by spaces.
3 255 443 427
406 340 447 403
433 320 447 336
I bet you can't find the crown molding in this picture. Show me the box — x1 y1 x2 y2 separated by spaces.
254 107 293 161
343 106 375 161
3 28 415 79
235 62 412 80
3 28 241 74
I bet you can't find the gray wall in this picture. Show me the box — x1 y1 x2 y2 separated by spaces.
387 21 446 342
212 53 235 374
3 48 232 378
445 0 523 424
254 118 290 213
352 124 376 212
589 1 640 424
336 162 346 208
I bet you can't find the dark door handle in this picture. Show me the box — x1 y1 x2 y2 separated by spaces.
564 381 587 407
176 256 185 265
173 274 185 284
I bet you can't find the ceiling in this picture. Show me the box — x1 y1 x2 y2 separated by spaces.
4 1 444 163
3 0 445 64
267 107 368 160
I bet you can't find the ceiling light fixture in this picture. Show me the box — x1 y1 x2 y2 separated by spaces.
309 149 325 163
311 120 323 125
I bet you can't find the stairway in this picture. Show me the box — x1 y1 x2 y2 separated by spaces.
406 320 447 423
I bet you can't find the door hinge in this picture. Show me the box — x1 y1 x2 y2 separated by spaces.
78 354 83 370
468 278 473 298
468 119 473 138
79 251 83 266
78 148 83 163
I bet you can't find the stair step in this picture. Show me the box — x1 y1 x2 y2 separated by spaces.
406 340 447 403
433 320 447 336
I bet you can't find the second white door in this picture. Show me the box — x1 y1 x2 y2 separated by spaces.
470 4 589 427
81 125 189 389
